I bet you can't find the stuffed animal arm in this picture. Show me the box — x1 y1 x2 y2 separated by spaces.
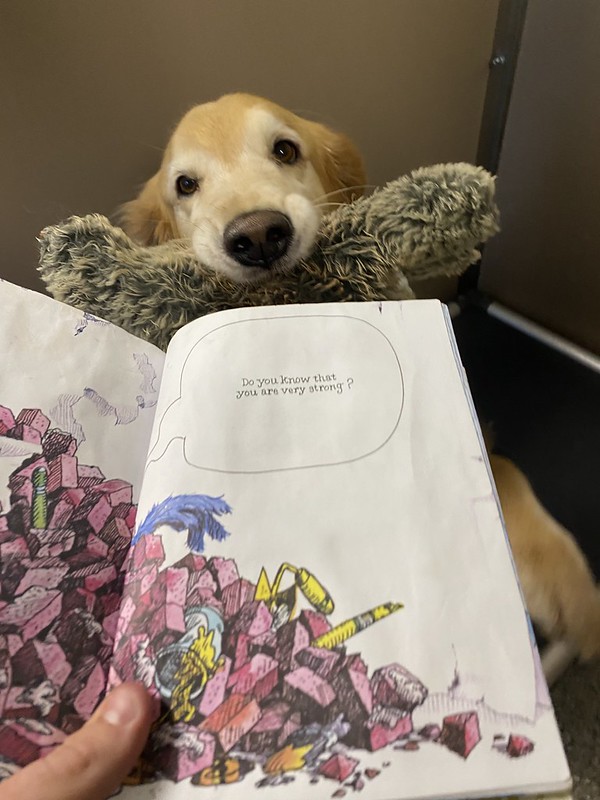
38 162 499 351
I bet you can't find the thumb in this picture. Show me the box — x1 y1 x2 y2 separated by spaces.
0 683 154 800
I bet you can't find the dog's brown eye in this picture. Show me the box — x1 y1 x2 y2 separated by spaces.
176 175 199 196
273 139 299 165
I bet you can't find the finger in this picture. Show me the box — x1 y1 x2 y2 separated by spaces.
0 682 154 800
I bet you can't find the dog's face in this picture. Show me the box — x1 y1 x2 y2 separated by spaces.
120 94 365 283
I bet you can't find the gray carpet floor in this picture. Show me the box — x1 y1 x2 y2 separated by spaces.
551 660 600 799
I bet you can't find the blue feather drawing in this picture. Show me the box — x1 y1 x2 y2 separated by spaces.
133 494 232 553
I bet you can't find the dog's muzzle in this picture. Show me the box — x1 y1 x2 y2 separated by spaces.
224 210 293 268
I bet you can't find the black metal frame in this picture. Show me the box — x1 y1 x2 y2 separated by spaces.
458 0 529 295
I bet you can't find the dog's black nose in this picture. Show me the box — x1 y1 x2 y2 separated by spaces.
224 210 293 268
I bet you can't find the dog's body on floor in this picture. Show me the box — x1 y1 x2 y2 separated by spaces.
122 93 600 678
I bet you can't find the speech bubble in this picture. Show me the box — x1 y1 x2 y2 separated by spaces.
147 313 404 473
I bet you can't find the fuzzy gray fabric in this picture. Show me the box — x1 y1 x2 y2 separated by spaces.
38 163 499 351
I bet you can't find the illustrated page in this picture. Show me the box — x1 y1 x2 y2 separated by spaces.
111 301 570 800
0 279 165 779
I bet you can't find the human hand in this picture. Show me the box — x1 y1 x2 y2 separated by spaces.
0 682 153 800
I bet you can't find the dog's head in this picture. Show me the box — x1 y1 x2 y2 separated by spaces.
120 94 366 283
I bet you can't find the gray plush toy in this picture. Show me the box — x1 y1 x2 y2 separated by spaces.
38 163 499 351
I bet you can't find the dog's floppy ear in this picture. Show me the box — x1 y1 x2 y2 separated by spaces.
119 173 178 245
309 122 367 204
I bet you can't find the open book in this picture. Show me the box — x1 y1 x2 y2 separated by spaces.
0 278 571 799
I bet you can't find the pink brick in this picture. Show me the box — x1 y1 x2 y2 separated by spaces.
131 534 165 569
283 667 336 714
199 656 232 717
110 633 148 682
91 479 133 507
0 586 60 631
9 474 33 505
98 517 131 550
6 423 41 444
125 505 137 530
243 701 295 752
7 635 23 657
223 630 253 670
48 497 76 528
34 527 76 558
62 488 86 507
276 618 310 668
124 563 158 598
9 456 47 485
23 591 63 641
100 591 121 617
319 753 358 782
0 405 16 435
222 578 255 618
85 532 109 558
33 641 72 688
332 667 373 727
46 455 79 493
77 463 105 488
439 712 481 759
187 567 217 595
147 603 185 643
371 663 428 712
208 557 239 592
227 654 279 701
16 408 50 437
41 429 78 459
248 629 277 658
232 600 273 638
74 661 107 718
343 653 368 674
299 608 331 640
296 646 342 679
173 552 207 573
153 727 216 781
62 587 98 615
0 536 29 558
16 559 69 594
74 494 112 534
507 734 534 757
84 563 117 592
200 693 262 752
166 567 190 607
115 594 137 638
366 711 413 751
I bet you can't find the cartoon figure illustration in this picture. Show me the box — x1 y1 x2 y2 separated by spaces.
255 562 335 627
133 494 233 552
154 607 225 722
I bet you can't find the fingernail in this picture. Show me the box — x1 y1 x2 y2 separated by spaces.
98 685 142 727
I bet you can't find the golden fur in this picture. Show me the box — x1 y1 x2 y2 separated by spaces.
121 93 365 283
123 94 600 676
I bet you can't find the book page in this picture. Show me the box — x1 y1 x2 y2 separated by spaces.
0 279 165 778
111 301 570 800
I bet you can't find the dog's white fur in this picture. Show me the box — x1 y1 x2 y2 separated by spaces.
120 93 365 283
122 94 600 678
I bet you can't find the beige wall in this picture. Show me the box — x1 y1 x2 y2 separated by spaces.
479 0 600 354
0 0 498 292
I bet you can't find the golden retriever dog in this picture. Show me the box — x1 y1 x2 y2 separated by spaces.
122 93 600 679
120 93 365 284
